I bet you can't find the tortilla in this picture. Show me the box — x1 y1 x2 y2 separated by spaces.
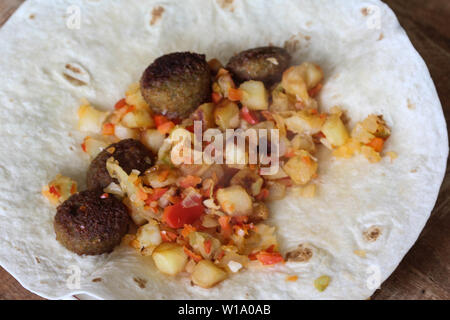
0 0 447 299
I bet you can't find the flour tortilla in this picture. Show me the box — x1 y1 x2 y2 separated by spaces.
0 0 447 300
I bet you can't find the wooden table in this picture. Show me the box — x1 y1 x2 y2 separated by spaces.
0 0 448 300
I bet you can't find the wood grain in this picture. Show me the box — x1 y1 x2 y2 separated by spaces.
0 0 448 300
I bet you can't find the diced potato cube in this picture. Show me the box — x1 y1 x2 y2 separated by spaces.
284 111 325 135
83 136 109 158
114 124 139 140
135 220 162 256
125 83 150 110
191 260 228 288
321 114 349 147
361 146 382 163
351 123 375 144
42 174 77 205
152 243 188 276
141 129 166 154
77 101 109 133
214 99 240 130
121 109 154 129
282 63 323 101
283 153 318 185
239 80 269 110
216 185 253 216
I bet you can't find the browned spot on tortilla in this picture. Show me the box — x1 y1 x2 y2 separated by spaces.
306 21 313 27
92 277 102 282
378 33 384 41
286 244 313 262
63 74 87 86
363 226 382 242
35 257 41 263
217 0 235 11
29 14 35 20
133 277 147 289
65 64 82 74
150 6 164 26
284 36 300 54
411 168 418 173
305 35 311 40
407 99 415 110
361 8 369 16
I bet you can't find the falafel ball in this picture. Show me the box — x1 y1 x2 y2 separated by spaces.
54 189 130 255
140 52 211 119
226 46 291 85
87 139 153 190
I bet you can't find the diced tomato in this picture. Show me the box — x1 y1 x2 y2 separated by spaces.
204 239 212 255
114 98 127 110
81 142 87 152
162 198 204 229
256 251 284 265
367 137 385 152
186 124 195 133
145 188 168 204
228 88 242 101
153 114 169 127
100 193 109 199
241 106 259 125
308 83 323 97
212 92 222 104
160 230 178 242
178 175 202 188
102 123 115 136
184 246 203 262
218 216 232 239
157 121 175 135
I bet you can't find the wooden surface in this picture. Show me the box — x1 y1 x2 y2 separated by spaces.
0 0 448 300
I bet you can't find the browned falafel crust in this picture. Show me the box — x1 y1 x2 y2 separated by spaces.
54 189 130 255
87 139 153 190
140 52 211 119
226 46 291 85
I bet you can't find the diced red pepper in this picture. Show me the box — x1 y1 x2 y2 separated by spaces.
181 224 196 238
102 123 115 136
241 106 259 125
178 175 202 188
114 98 127 110
256 188 269 201
308 83 323 97
228 88 242 101
160 230 178 242
81 142 87 152
49 185 61 198
204 239 212 255
212 92 222 104
162 198 204 229
218 216 232 239
153 114 169 127
145 188 168 203
184 246 203 262
100 193 109 199
157 121 175 135
367 137 385 152
256 251 284 265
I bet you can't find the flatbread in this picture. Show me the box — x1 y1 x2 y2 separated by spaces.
0 0 447 299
